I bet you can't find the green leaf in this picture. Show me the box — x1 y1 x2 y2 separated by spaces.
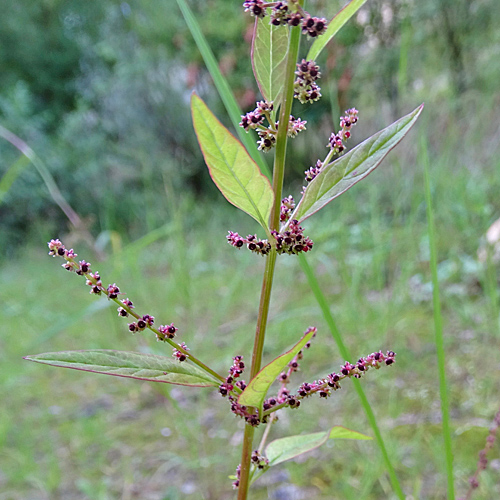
24 350 220 387
191 93 274 230
252 14 289 112
307 0 368 62
328 426 372 440
292 104 423 224
238 328 316 408
266 426 372 466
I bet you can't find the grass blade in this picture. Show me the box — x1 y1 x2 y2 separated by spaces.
421 134 455 499
0 155 30 204
176 0 271 179
0 124 82 228
298 253 405 499
307 0 368 62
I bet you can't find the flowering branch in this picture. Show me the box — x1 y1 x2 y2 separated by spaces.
47 239 226 383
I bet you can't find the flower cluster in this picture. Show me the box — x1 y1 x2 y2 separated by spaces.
241 344 396 421
47 239 179 345
218 356 262 427
219 355 247 397
158 323 178 340
173 342 190 362
239 100 272 131
294 59 321 104
239 101 306 152
328 107 359 154
271 219 314 254
279 115 307 138
280 195 295 223
242 0 266 18
232 464 241 490
227 220 313 256
269 1 289 25
304 159 323 184
227 231 272 255
243 1 328 39
256 128 276 152
232 449 269 489
302 108 359 192
301 15 328 38
128 314 154 333
251 450 269 470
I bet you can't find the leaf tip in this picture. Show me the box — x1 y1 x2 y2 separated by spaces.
190 91 199 105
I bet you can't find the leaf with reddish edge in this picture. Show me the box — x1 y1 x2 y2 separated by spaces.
307 0 368 62
24 350 220 387
252 12 289 113
265 426 372 466
191 93 274 231
291 104 423 225
238 328 316 409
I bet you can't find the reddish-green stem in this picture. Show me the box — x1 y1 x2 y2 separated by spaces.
236 20 302 500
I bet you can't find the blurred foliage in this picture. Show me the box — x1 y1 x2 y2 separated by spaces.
0 0 500 253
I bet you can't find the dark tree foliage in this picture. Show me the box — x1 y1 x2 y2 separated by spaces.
0 0 499 252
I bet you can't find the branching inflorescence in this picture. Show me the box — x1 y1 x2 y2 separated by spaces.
226 218 313 256
218 326 396 429
47 237 397 437
48 239 190 362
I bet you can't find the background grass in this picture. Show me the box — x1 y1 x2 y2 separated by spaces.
2 95 500 499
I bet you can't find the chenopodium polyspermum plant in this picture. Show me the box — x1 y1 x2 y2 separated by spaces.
25 0 423 497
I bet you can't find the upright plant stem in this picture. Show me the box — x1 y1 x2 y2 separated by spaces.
249 251 278 379
237 22 302 500
270 22 301 230
421 135 455 499
298 254 405 499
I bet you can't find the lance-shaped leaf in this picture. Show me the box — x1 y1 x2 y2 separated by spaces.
238 328 316 408
24 350 220 387
307 0 368 62
265 426 372 466
252 13 289 112
191 93 274 229
292 104 423 224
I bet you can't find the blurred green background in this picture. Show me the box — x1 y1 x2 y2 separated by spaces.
1 0 499 498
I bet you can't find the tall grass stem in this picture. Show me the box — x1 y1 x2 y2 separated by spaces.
421 134 455 500
298 253 405 499
175 0 271 179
